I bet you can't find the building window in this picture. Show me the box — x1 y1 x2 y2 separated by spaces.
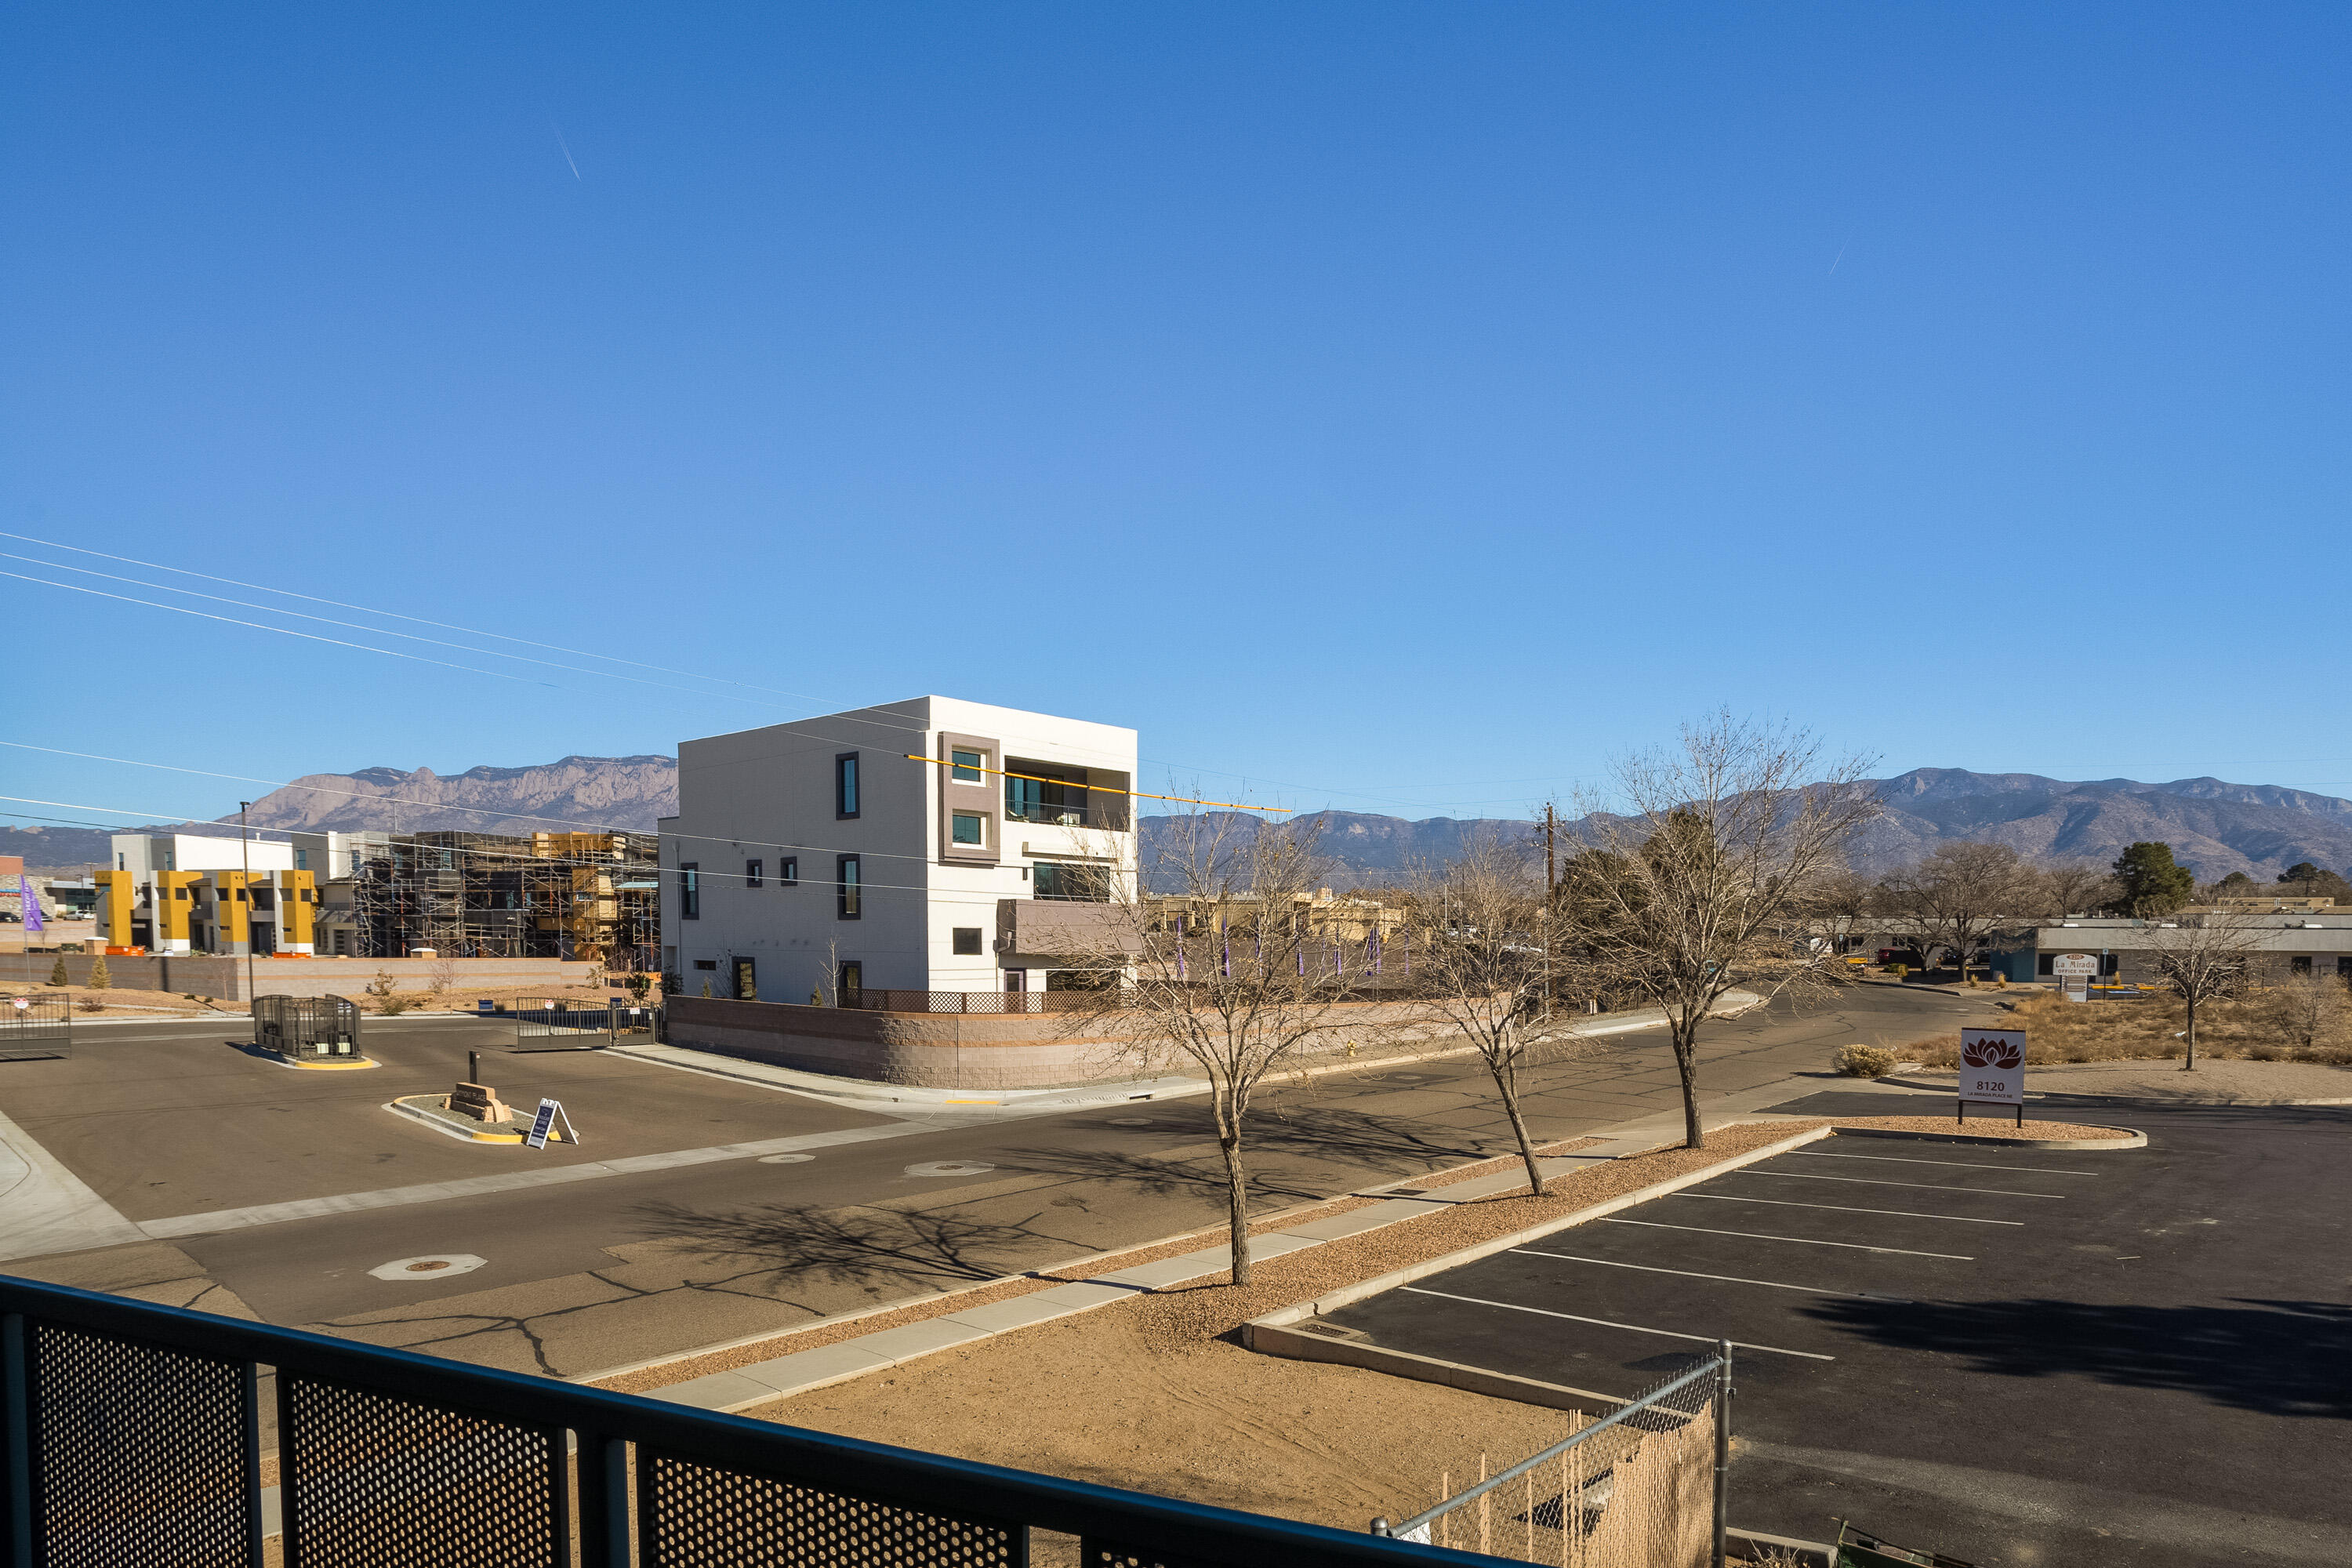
780 857 798 886
1033 862 1109 902
837 960 862 1004
837 753 860 818
680 863 700 920
952 811 985 847
952 749 985 783
2338 956 2352 978
2036 954 2054 976
693 959 717 971
2291 955 2312 975
293 849 308 871
746 858 763 889
837 855 861 919
953 927 983 956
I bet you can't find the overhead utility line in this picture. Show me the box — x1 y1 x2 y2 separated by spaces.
902 754 1288 814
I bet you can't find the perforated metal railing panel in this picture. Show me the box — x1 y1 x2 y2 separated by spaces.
639 1451 1027 1567
31 1323 255 1568
281 1376 563 1568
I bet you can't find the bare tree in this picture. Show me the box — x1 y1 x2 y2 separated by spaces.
2273 967 2350 1054
1874 842 2041 978
1407 831 1569 1196
1048 811 1364 1285
1806 868 1878 960
2140 912 2269 1070
1566 714 1881 1149
2038 860 2122 920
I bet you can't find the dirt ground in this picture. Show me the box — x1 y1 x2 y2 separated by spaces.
752 1121 1815 1531
1899 1056 2352 1103
1906 986 2352 1067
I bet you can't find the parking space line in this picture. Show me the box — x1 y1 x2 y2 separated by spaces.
1601 1217 1973 1261
1509 1247 1911 1301
1399 1287 1836 1361
1670 1193 2024 1225
1732 1171 2066 1199
1792 1150 2099 1178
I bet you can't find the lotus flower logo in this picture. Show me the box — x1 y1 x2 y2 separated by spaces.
1962 1036 2023 1069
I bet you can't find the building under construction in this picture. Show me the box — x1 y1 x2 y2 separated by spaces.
328 829 659 967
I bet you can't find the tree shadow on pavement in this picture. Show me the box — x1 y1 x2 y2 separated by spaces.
999 1105 1493 1204
629 1198 1075 1290
1799 1295 2351 1420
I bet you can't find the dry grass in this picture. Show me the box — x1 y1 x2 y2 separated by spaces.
1907 989 2352 1068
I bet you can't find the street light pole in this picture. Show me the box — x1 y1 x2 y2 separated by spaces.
240 801 256 1012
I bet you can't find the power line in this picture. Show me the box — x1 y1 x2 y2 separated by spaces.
2 529 1569 814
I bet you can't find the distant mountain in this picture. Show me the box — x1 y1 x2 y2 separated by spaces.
234 756 678 836
1140 769 2352 887
11 757 2350 887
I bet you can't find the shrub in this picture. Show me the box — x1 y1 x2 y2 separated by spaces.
47 957 67 987
377 993 413 1016
1835 1043 1899 1078
74 996 103 1014
624 972 651 1001
86 954 111 990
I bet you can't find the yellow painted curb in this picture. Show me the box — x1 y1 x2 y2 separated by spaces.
281 1056 379 1070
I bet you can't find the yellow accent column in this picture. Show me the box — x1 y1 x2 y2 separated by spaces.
156 871 201 952
96 869 136 949
210 871 253 954
277 869 316 954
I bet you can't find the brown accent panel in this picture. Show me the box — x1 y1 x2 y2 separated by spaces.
934 731 1002 866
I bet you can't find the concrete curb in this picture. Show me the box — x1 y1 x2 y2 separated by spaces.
1242 1122 1835 1335
1830 1123 2147 1152
384 1096 572 1145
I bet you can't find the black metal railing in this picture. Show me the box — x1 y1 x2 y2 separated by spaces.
0 1275 1491 1567
0 1000 70 1062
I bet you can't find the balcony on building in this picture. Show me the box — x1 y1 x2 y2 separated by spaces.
1002 760 1133 833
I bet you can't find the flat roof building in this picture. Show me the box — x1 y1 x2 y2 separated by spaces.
661 697 1138 1006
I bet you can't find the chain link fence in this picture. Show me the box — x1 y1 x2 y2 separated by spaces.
1376 1346 1730 1568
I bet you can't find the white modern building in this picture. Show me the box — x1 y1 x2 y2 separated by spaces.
660 697 1139 1004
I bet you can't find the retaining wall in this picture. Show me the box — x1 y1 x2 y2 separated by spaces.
662 995 1447 1091
0 953 601 1003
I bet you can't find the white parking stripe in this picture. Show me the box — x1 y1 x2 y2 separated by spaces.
1601 1217 1973 1261
1670 1192 2024 1225
1399 1287 1835 1361
1733 1171 2065 1199
1510 1247 1911 1301
1793 1150 2099 1178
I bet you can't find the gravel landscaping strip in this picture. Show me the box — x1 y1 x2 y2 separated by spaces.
1829 1115 2132 1142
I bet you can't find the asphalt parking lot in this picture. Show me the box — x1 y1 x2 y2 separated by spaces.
1322 1092 2352 1567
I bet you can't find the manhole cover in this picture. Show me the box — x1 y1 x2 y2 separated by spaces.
903 1161 995 1178
758 1152 815 1164
1107 1116 1153 1127
368 1254 487 1282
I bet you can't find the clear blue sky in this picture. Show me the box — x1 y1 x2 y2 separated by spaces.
6 3 2350 829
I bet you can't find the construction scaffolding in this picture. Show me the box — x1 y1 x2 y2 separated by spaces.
344 830 659 967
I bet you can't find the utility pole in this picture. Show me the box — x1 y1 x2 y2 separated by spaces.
239 801 256 1013
1542 804 1557 1018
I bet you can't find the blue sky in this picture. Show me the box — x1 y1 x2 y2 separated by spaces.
5 3 2350 829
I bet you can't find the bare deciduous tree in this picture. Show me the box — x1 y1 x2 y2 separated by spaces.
2140 912 2269 1069
1874 842 2041 978
1566 713 1881 1149
2038 860 2122 920
1407 831 1570 1196
1049 811 1366 1285
2273 967 2350 1054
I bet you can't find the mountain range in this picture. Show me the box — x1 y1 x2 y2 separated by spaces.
9 757 2352 885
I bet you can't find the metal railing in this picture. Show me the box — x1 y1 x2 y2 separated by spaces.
1376 1346 1731 1568
0 1000 69 1063
1002 797 1131 832
0 1274 1485 1567
507 998 658 1049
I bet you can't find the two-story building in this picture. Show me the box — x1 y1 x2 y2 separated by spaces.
659 697 1139 1005
94 833 318 955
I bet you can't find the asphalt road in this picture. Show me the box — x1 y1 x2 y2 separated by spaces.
0 985 1994 1378
1323 1090 2352 1567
